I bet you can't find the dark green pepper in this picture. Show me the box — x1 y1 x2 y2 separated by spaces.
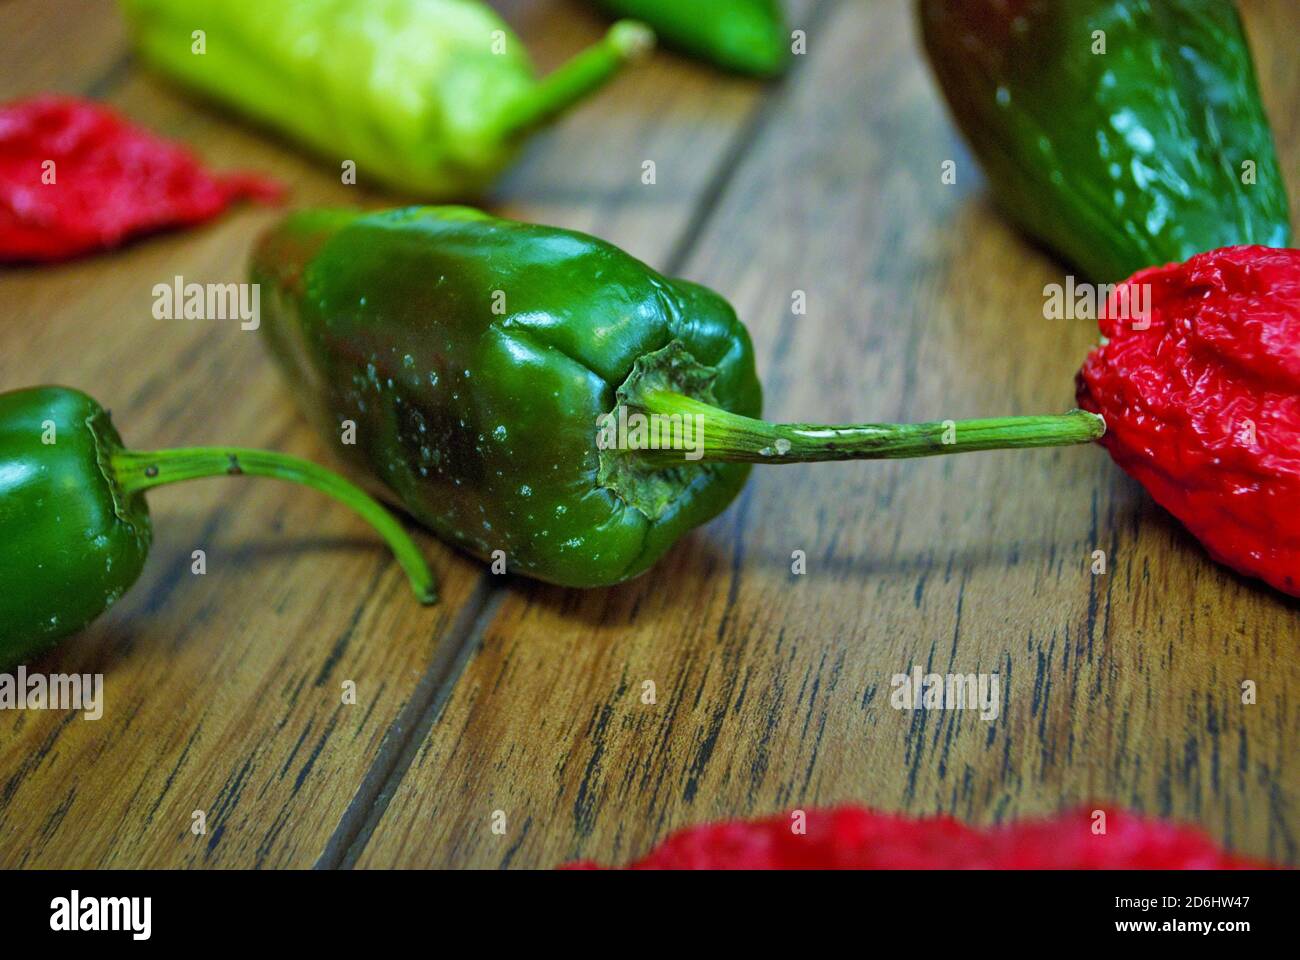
253 206 1104 588
0 386 435 669
591 0 788 75
119 0 654 198
919 0 1292 281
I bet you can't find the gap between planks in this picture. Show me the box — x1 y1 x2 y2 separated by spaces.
85 50 135 98
321 579 507 868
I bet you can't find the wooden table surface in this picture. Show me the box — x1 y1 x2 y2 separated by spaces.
1 0 1297 869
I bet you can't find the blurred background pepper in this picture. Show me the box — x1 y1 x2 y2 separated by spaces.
566 806 1270 868
590 0 789 75
919 0 1292 281
118 0 653 198
0 96 281 262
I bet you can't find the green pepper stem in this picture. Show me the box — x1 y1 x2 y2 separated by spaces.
625 391 1105 464
110 447 437 604
491 20 655 140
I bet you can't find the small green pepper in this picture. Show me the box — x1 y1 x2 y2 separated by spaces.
919 0 1292 281
590 0 788 75
253 206 1104 588
118 0 654 197
0 386 435 669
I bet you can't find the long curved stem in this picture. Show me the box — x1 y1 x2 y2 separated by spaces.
111 447 437 604
621 391 1105 465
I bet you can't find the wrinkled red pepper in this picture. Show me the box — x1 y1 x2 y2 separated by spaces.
1077 245 1300 596
0 96 282 262
566 807 1266 869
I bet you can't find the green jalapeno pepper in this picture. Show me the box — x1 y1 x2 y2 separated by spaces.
0 386 435 669
118 0 654 198
253 206 1104 588
590 0 788 75
919 0 1292 281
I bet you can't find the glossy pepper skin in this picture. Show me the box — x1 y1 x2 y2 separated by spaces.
0 386 435 670
919 0 1291 281
118 0 652 198
591 0 788 75
0 388 151 665
253 207 1105 588
254 207 763 588
566 806 1268 869
1078 245 1300 597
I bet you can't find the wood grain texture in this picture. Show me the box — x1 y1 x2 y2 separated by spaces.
2 0 1297 871
357 0 1300 868
0 0 782 867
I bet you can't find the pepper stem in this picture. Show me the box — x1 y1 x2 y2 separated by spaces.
625 391 1105 465
491 20 655 140
110 447 437 604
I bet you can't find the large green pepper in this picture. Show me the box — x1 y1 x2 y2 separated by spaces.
253 206 1104 588
118 0 653 198
591 0 788 75
919 0 1292 281
0 386 435 669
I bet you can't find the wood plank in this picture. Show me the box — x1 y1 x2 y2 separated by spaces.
0 0 130 99
0 0 776 866
357 0 1300 868
489 0 774 266
0 60 490 866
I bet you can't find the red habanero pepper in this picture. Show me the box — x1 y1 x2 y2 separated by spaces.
1076 245 1300 597
565 807 1267 869
0 96 282 262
